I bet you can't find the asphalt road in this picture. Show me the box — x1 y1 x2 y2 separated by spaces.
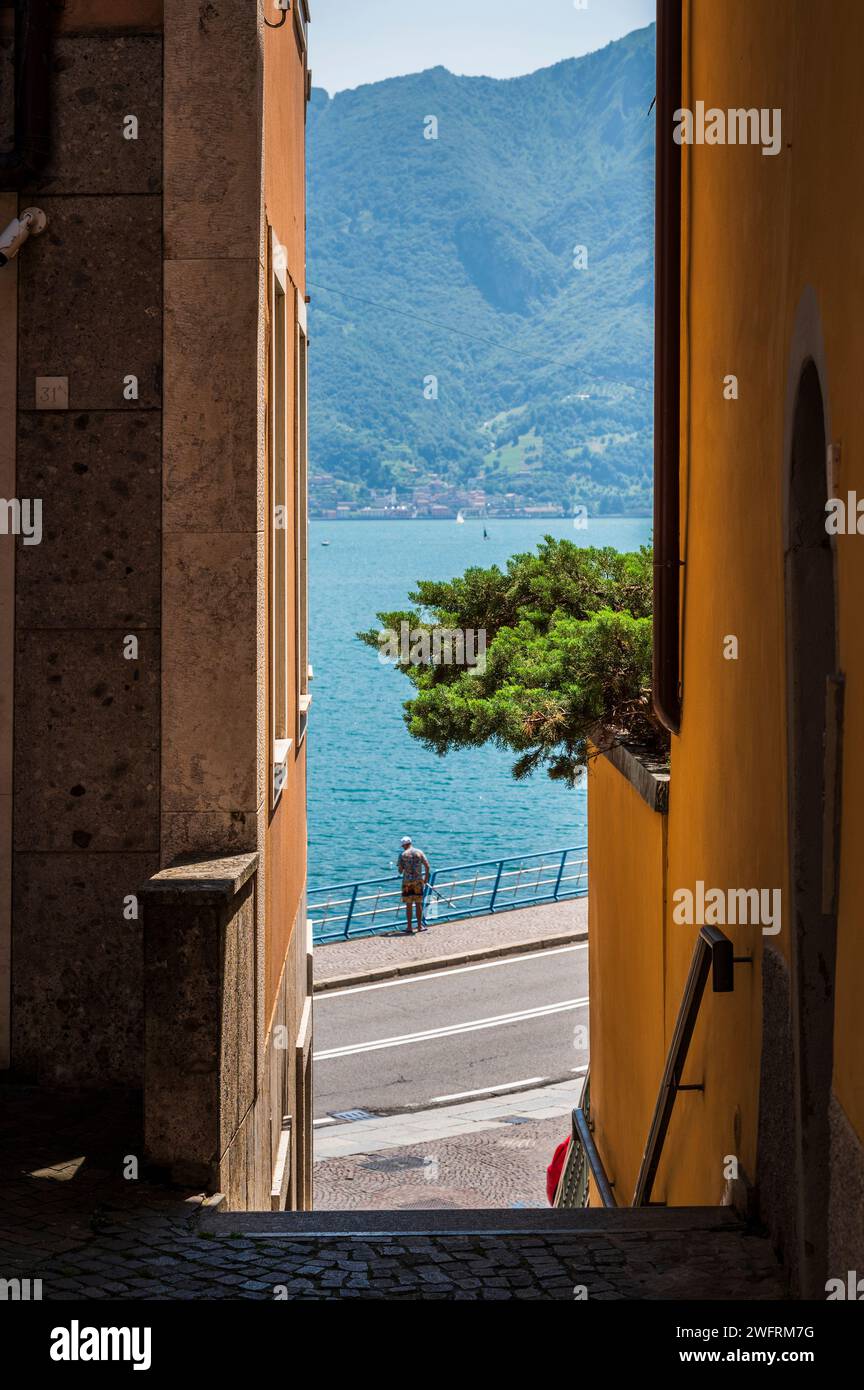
313 942 589 1117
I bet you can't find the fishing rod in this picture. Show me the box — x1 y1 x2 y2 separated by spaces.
425 882 458 911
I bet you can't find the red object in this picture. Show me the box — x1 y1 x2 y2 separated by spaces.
546 1136 571 1205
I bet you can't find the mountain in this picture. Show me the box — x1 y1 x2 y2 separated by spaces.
307 23 655 516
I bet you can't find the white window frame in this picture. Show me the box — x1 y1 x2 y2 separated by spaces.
295 289 311 745
294 0 310 54
270 231 293 804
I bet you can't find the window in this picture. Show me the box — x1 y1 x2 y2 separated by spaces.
294 0 310 55
270 232 292 804
295 291 311 744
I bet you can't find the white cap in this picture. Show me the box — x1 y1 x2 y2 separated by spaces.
401 836 412 846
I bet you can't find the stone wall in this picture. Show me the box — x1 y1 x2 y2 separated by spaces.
755 944 797 1280
827 1094 864 1285
142 854 309 1211
10 31 163 1084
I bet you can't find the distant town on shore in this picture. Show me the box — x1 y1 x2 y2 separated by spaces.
311 480 651 521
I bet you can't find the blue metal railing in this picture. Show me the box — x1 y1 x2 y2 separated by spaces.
309 846 587 945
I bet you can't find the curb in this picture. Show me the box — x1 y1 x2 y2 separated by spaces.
313 929 588 993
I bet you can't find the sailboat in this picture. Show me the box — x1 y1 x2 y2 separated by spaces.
456 510 465 525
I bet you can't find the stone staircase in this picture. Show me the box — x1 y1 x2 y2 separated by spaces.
194 1205 787 1300
0 1086 787 1300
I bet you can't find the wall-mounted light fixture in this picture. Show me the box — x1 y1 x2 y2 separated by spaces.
0 208 47 268
265 0 290 29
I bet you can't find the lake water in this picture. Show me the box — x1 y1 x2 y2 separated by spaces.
308 516 652 887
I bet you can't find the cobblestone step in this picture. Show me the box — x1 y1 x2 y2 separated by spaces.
0 1169 787 1301
201 1204 745 1236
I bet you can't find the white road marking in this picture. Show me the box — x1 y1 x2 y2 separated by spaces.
318 942 587 1000
428 1077 546 1103
311 1076 587 1163
314 995 589 1061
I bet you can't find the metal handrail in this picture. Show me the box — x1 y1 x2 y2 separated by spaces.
632 925 735 1206
309 845 588 943
554 1071 616 1209
311 845 587 893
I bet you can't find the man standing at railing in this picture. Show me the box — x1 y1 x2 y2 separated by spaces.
397 836 430 935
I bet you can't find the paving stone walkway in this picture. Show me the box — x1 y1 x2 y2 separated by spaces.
314 898 588 983
0 1086 787 1301
315 1113 569 1209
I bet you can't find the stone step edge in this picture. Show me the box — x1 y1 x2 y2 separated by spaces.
200 1206 742 1238
313 930 589 993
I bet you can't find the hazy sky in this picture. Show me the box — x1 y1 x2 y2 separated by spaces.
309 0 656 94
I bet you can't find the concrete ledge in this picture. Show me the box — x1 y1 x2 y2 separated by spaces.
198 1191 227 1214
200 1205 743 1238
139 851 258 904
314 930 588 993
601 740 670 813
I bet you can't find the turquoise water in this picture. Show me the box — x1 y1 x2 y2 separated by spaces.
308 517 652 887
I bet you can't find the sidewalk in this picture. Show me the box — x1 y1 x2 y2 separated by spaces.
314 1077 582 1161
314 897 588 985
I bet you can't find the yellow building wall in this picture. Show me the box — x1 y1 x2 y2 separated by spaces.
587 755 667 1205
591 0 864 1207
673 0 864 1185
